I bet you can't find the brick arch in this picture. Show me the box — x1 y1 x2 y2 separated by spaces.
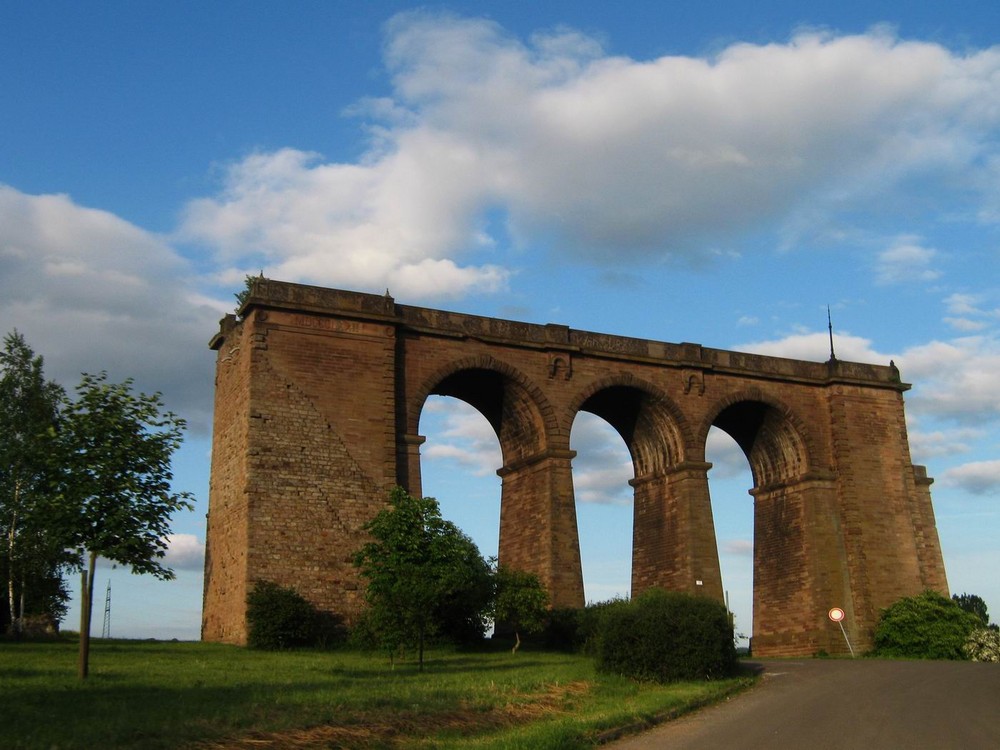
409 354 559 465
699 388 815 490
568 373 693 478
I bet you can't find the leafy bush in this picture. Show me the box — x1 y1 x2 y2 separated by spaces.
964 627 1000 663
577 597 631 655
246 580 324 650
594 589 737 682
872 590 982 660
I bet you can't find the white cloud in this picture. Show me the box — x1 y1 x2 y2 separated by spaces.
421 398 502 476
722 539 754 557
0 186 222 431
179 17 1000 290
896 336 1000 424
162 534 206 571
735 330 884 363
942 292 1000 331
940 460 1000 495
945 317 989 332
736 328 1000 428
875 237 941 284
908 426 985 461
706 427 751 479
946 293 983 316
571 412 633 504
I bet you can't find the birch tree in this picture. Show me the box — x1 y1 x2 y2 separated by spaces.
0 331 71 636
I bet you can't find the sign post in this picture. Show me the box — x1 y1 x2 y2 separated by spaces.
828 607 855 657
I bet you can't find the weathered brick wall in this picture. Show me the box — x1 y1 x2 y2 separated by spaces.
826 382 947 642
202 315 253 643
203 280 947 655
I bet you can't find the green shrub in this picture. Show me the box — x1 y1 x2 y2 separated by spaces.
246 580 327 650
872 590 982 660
595 589 737 682
577 597 630 655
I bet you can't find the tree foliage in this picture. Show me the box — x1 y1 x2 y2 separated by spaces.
491 565 549 653
353 487 492 669
0 331 74 637
952 592 990 628
873 590 982 660
58 372 192 677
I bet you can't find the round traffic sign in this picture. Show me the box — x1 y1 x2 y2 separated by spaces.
828 607 845 622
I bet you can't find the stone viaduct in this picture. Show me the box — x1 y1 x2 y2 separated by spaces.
202 279 948 656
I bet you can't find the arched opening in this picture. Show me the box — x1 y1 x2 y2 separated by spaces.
569 411 633 604
410 362 583 609
708 398 811 653
705 426 754 650
418 395 502 562
572 383 714 603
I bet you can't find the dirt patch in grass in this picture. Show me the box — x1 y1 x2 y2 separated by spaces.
192 681 592 749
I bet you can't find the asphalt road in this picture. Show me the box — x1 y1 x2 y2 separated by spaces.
606 658 1000 750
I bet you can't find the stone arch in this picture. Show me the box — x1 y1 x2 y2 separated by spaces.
700 389 815 490
568 374 722 604
409 354 558 466
568 373 693 478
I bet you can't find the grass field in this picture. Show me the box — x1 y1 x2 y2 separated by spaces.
0 639 753 749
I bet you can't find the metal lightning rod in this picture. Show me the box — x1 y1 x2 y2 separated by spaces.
827 305 837 361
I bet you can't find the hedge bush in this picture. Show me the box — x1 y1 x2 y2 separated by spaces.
246 580 326 650
594 589 737 682
872 590 982 660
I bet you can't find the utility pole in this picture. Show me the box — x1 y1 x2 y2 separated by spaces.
101 580 111 639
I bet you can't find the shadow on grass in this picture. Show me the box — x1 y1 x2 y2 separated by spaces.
10 679 371 750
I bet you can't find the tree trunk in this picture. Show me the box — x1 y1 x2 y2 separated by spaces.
78 550 97 679
511 630 521 655
18 572 25 635
417 624 425 672
7 498 18 638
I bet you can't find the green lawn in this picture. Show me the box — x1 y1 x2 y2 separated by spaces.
0 639 753 749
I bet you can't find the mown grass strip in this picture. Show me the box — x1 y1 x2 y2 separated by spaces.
0 639 753 749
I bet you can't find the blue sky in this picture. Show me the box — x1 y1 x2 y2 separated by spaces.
2 1 999 641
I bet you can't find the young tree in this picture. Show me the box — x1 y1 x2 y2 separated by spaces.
0 331 72 636
353 487 492 670
58 372 192 678
491 565 549 654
